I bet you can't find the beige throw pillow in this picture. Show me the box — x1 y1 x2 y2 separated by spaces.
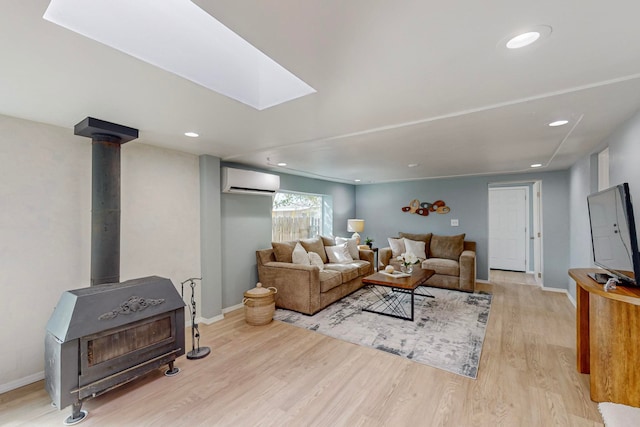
325 243 354 264
403 238 427 260
300 236 328 263
320 235 336 247
388 237 406 258
430 234 466 261
335 236 359 260
292 242 310 265
272 241 296 263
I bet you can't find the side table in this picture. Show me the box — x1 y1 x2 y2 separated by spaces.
371 247 379 271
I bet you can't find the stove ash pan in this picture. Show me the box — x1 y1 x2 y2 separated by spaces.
45 276 185 422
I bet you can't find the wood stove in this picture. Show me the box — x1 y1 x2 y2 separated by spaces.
45 276 185 424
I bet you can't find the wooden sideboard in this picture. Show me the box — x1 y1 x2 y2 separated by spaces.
569 268 640 407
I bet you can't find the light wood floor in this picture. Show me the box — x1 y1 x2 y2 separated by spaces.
490 269 539 286
1 276 603 426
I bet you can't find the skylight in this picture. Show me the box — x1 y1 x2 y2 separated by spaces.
43 0 316 110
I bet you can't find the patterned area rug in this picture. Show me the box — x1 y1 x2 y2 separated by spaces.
274 286 492 379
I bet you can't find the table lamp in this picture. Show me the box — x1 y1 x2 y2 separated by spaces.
347 219 365 245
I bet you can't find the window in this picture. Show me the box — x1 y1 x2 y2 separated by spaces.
272 192 325 242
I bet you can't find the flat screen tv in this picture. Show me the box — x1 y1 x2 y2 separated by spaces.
587 182 640 286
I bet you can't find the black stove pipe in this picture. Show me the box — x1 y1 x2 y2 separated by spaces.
74 117 138 286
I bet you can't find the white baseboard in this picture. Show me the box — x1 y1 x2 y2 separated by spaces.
184 314 223 328
566 291 577 307
183 303 244 327
198 304 244 325
199 314 224 325
0 371 44 394
222 303 243 314
541 285 565 293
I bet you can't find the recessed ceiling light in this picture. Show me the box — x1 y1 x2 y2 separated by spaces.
184 132 199 138
548 120 569 127
277 162 287 167
408 163 419 168
502 25 552 50
354 179 361 182
530 163 543 168
506 32 540 49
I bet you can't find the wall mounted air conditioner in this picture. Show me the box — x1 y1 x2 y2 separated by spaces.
221 167 280 195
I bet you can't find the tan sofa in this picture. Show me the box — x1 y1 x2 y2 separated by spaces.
256 236 374 315
379 232 476 292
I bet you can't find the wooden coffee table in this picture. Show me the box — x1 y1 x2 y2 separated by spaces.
361 268 435 321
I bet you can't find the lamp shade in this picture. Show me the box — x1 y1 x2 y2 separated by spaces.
347 219 365 233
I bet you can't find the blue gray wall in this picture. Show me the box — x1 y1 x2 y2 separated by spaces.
218 163 356 309
569 109 640 300
355 170 570 288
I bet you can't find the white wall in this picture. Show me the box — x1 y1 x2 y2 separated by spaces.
121 143 201 288
609 111 640 206
568 155 596 300
0 115 200 392
568 109 640 300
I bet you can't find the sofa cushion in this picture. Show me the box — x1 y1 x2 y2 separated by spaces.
430 234 465 261
319 270 342 292
422 258 460 276
324 263 359 282
388 237 406 258
272 241 296 263
300 236 328 263
292 243 310 265
399 232 432 257
349 260 371 276
308 251 325 270
320 235 336 247
325 243 353 264
335 236 359 260
403 238 427 260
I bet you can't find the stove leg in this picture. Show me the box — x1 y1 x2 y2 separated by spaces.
164 360 180 376
63 402 88 425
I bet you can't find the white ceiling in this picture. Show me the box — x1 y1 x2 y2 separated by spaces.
2 1 640 184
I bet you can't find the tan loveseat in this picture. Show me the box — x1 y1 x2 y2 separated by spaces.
379 232 476 292
256 236 374 315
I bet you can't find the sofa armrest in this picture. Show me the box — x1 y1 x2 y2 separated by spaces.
458 250 476 292
358 249 375 274
379 247 392 268
257 261 321 314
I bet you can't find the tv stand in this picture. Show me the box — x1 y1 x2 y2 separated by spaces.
569 268 640 407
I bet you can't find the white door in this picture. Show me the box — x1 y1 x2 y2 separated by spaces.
489 187 528 271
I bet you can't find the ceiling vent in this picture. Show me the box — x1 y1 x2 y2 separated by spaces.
221 167 280 195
